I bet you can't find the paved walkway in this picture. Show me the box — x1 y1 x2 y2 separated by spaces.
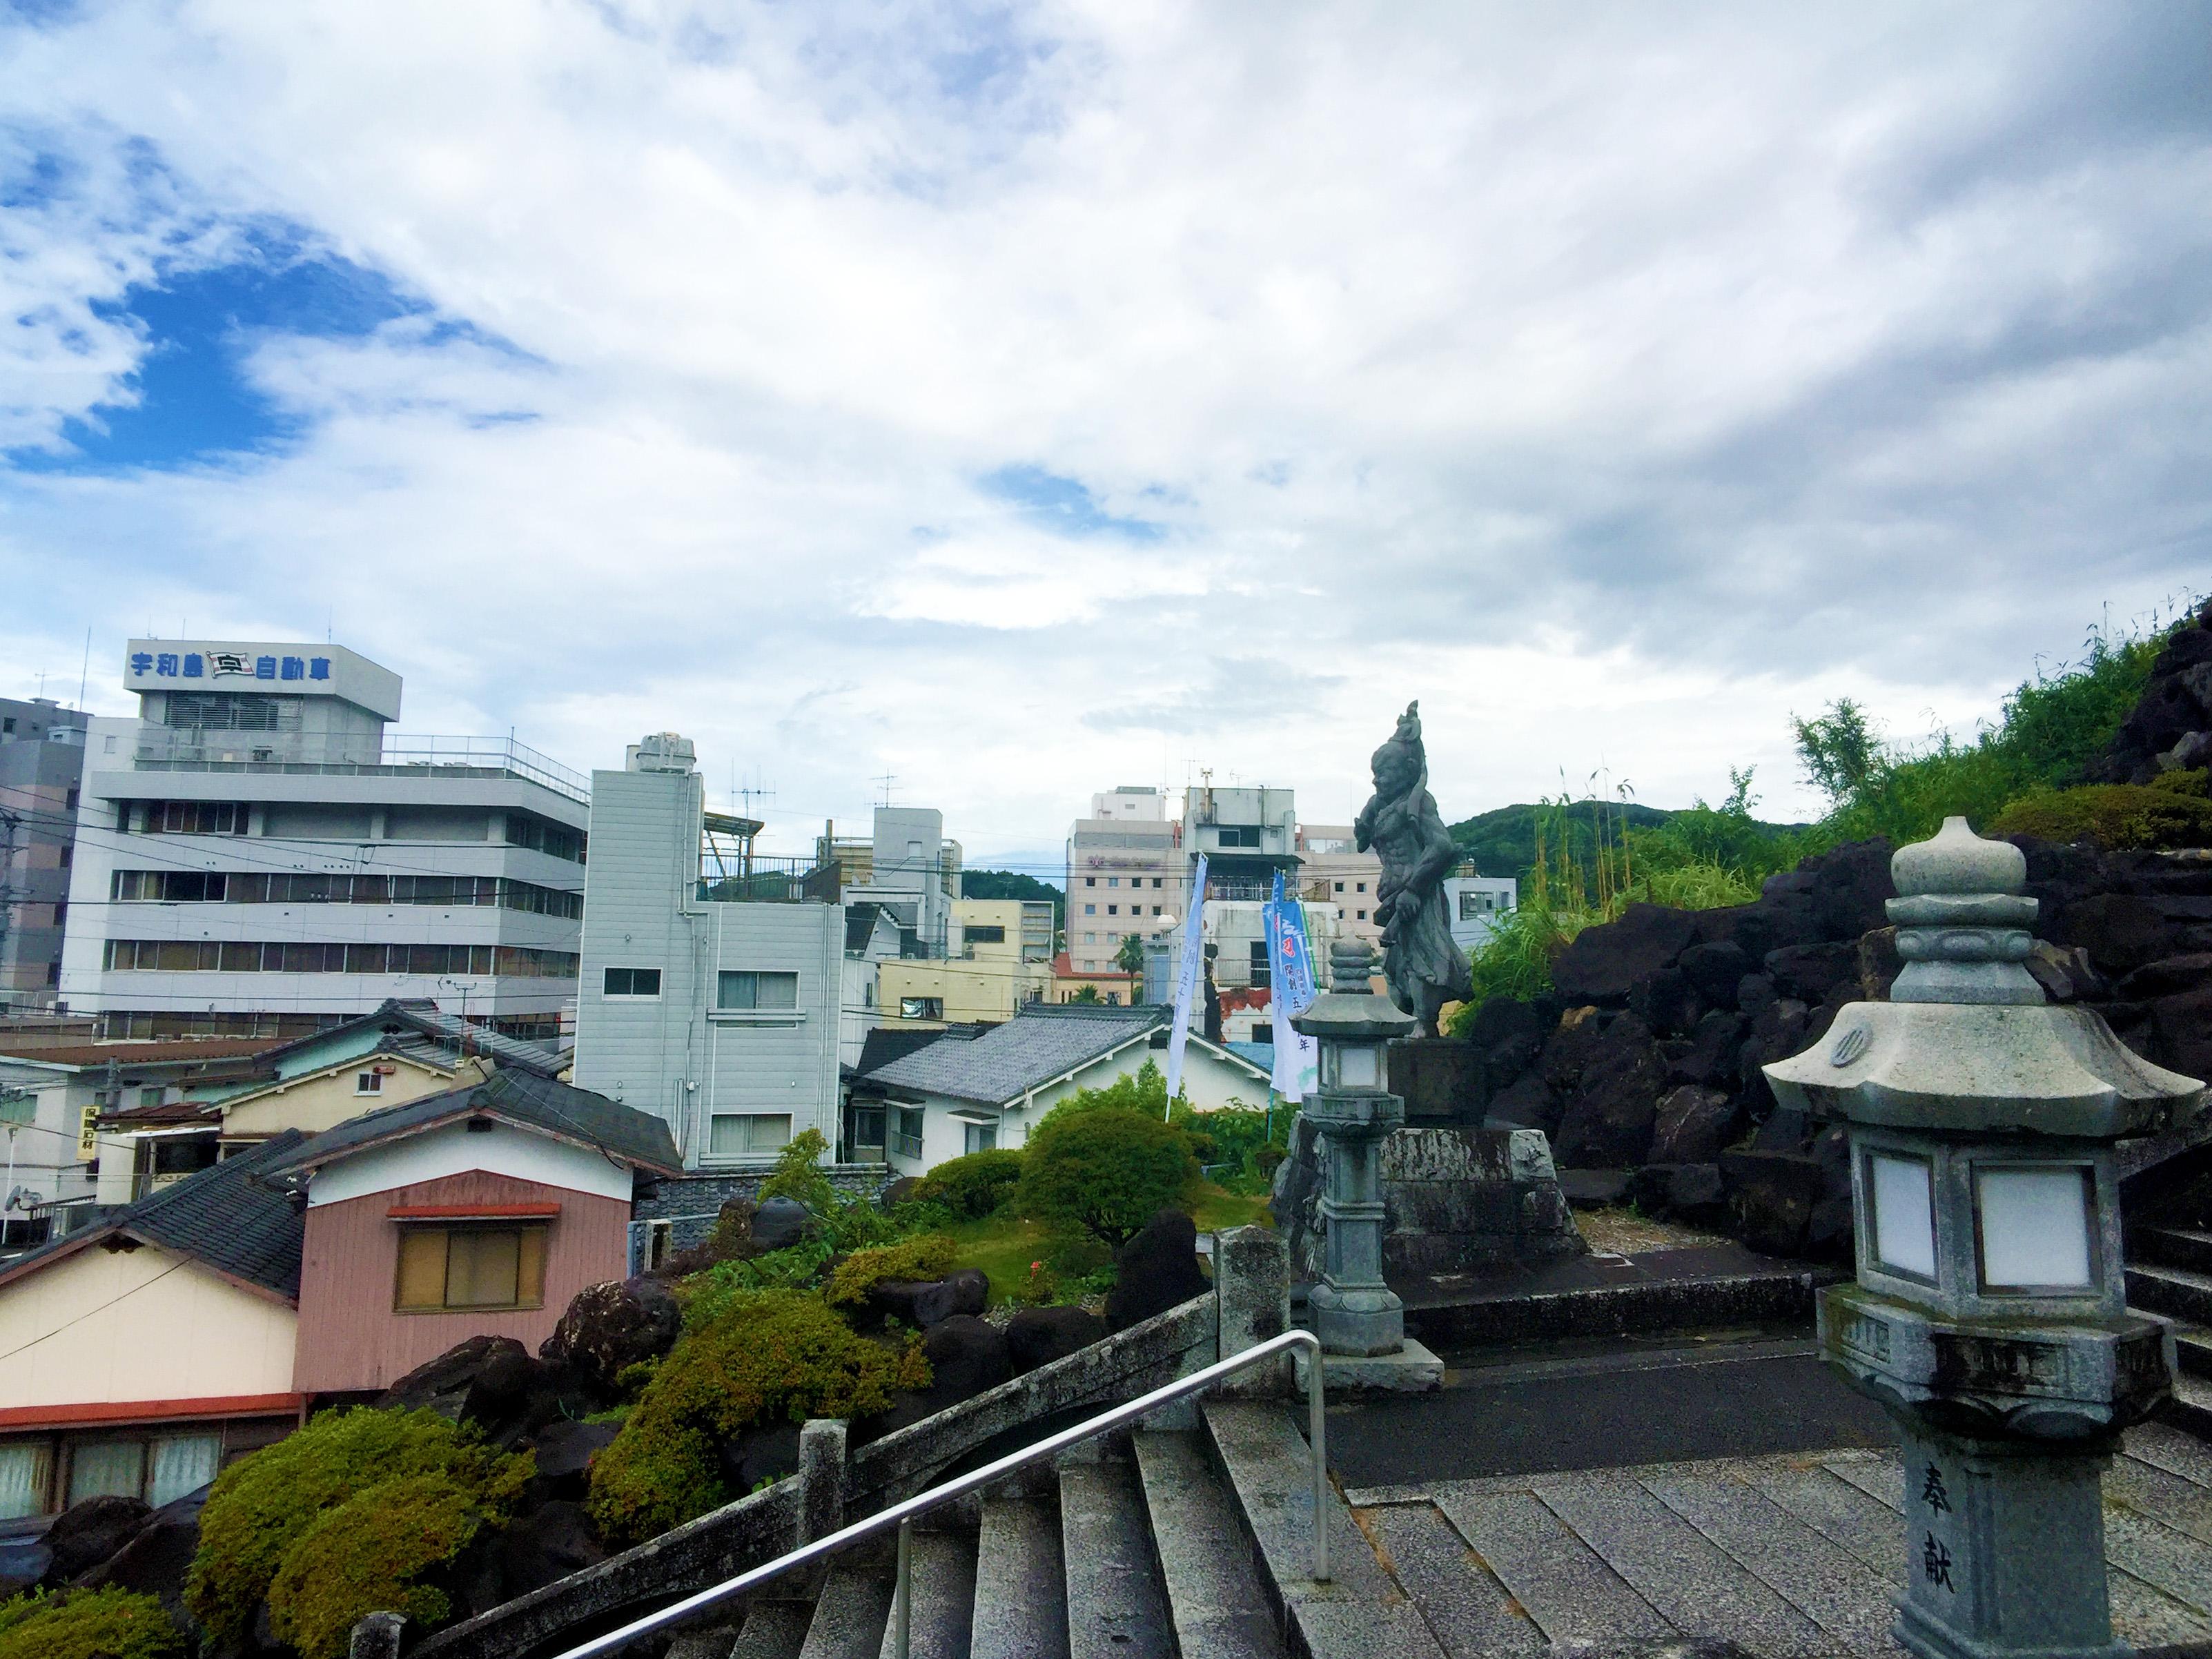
1342 1423 2212 1656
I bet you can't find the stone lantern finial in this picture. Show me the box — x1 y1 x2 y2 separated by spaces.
1328 940 1376 994
1887 816 2042 1007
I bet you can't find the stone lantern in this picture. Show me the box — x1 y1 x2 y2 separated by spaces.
1765 817 2203 1659
1292 939 1417 1356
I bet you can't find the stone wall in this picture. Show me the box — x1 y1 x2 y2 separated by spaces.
1271 1121 1584 1282
635 1166 898 1250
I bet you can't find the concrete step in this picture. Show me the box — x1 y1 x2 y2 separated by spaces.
732 1605 814 1659
878 1530 975 1659
1057 1460 1174 1659
668 1626 742 1659
2163 1373 2212 1441
2176 1321 2212 1381
1131 1431 1286 1659
2130 1262 2212 1327
799 1555 897 1659
970 1494 1068 1659
2136 1227 2212 1275
1197 1400 1445 1659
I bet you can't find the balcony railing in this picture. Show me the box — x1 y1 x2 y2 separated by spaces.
130 731 589 805
697 856 841 905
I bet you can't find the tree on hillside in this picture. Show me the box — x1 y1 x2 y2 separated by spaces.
1792 699 1884 809
961 869 1064 941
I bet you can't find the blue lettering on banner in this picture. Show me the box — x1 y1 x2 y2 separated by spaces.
280 656 305 680
309 657 331 680
182 654 204 678
129 652 153 675
156 653 179 676
254 656 277 680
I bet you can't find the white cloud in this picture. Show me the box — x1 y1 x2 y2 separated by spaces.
1 1 2207 869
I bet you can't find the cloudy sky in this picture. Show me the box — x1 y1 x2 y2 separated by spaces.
4 2 2207 876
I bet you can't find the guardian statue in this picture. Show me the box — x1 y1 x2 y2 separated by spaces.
1354 701 1474 1035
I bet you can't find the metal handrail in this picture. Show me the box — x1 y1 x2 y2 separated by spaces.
549 1327 1327 1659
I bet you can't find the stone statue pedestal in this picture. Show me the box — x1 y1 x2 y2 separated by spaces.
1389 1037 1483 1125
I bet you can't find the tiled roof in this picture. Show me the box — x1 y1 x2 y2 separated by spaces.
853 1026 948 1078
255 999 565 1079
0 1132 309 1302
261 1066 681 1178
0 1039 282 1070
865 1004 1168 1107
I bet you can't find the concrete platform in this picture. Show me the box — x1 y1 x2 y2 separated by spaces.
1291 1335 1444 1393
1341 1423 2212 1655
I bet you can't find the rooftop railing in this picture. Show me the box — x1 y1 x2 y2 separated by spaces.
696 856 841 905
130 731 589 804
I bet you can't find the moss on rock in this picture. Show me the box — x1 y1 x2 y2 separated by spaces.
0 1587 183 1659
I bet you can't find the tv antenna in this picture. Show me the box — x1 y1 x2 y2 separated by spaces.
734 768 776 819
876 772 898 807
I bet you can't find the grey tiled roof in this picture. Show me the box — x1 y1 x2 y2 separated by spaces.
257 999 565 1078
0 1132 311 1301
865 1004 1171 1106
261 1066 681 1178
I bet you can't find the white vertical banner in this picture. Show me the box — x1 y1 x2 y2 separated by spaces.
1164 853 1208 1111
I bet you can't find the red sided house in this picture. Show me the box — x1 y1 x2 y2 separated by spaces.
0 1068 678 1519
269 1067 681 1399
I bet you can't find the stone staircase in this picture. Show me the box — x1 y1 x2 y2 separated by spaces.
2126 1221 2212 1436
661 1400 1430 1659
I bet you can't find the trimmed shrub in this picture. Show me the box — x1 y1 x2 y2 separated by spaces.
265 1473 493 1659
1989 784 2212 851
587 1290 928 1546
823 1235 960 1306
910 1148 1026 1219
185 1407 529 1647
756 1128 835 1211
0 1588 182 1659
1018 1108 1198 1248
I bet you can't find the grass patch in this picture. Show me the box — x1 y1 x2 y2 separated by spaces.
943 1183 1273 1305
1192 1186 1273 1233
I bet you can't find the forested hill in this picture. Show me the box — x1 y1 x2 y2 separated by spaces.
1446 801 1801 886
962 867 1065 927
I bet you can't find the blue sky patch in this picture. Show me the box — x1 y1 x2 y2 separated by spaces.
10 230 427 475
980 463 1164 541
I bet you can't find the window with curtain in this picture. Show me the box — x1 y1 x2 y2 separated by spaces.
68 1441 146 1506
395 1224 548 1312
0 1443 51 1519
708 1114 793 1157
148 1435 220 1506
963 1121 997 1155
716 970 798 1010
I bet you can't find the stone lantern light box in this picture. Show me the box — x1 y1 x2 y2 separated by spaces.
1765 817 2202 1659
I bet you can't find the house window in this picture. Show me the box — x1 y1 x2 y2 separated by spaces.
1250 941 1271 988
1334 881 1344 893
1152 878 1162 887
0 1443 52 1518
1459 890 1499 919
47 1433 220 1513
356 1070 383 1095
1083 932 1095 943
1152 906 1162 916
138 1086 164 1109
1358 910 1367 921
396 1224 549 1312
1084 904 1095 916
1106 905 1118 916
1085 876 1096 886
893 1107 925 1161
899 996 943 1020
853 1104 887 1152
966 925 1005 944
1356 883 1367 894
709 1113 794 1157
963 1121 997 1155
717 970 799 1010
603 967 661 998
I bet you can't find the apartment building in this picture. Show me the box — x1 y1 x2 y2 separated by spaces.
56 642 587 1041
569 734 844 1169
0 698 90 1012
1295 823 1386 950
877 897 1053 1030
1064 787 1182 976
841 807 961 959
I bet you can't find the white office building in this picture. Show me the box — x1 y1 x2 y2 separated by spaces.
569 734 844 1168
57 641 587 1041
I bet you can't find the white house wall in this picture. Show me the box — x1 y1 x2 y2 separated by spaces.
0 1243 297 1410
304 1117 633 1208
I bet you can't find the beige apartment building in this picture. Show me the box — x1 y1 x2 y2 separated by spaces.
1064 787 1183 976
1296 823 1385 950
877 898 1053 1028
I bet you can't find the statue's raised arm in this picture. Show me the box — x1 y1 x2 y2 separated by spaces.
1353 701 1474 1035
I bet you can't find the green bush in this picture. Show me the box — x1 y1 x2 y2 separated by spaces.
587 1290 929 1546
910 1148 1026 1218
1989 784 2212 851
756 1128 836 1212
1018 1108 1198 1248
265 1473 492 1659
1036 1059 1174 1126
0 1589 182 1659
185 1406 529 1648
823 1235 959 1306
678 1243 834 1329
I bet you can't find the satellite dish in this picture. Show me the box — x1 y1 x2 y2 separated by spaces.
6 1187 42 1213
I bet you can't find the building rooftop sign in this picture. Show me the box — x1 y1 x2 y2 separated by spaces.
124 639 404 722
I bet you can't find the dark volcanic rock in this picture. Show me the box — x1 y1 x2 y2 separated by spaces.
880 1176 923 1208
1627 967 1702 1038
2052 893 2173 976
1630 1162 1727 1221
716 1420 803 1497
1736 974 1779 1022
1668 1011 1746 1089
1558 1168 1632 1208
2117 953 2212 1002
43 1495 150 1584
1676 941 1750 1007
1462 995 1548 1086
1722 1149 1828 1257
74 1489 205 1623
749 1195 812 1249
1482 1071 1556 1132
2091 600 2212 784
1856 927 1902 1001
497 1500 606 1600
1763 942 1859 1007
1539 1008 1613 1096
1649 1086 1740 1166
1554 1012 1668 1168
867 1268 990 1330
381 1335 585 1446
525 1419 620 1502
2151 985 2212 1079
1006 1305 1108 1375
1105 1210 1210 1331
539 1277 682 1395
879 1315 1012 1431
1552 904 1699 1005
